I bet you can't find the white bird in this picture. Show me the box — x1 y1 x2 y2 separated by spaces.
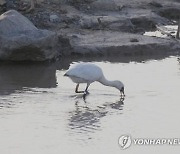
64 63 125 97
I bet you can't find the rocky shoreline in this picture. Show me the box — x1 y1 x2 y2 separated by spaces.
0 0 180 61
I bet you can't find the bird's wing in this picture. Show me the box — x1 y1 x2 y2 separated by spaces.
65 63 103 82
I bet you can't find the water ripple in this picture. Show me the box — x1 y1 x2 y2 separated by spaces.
68 102 107 134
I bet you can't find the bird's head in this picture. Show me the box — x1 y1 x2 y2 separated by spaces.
113 80 125 97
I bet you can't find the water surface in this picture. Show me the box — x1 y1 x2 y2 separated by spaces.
0 55 180 154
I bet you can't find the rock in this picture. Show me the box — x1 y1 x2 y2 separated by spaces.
49 14 60 23
79 15 134 32
149 1 163 8
0 0 6 12
130 13 169 32
78 6 169 33
130 38 139 42
79 16 99 29
90 0 118 11
99 16 134 32
0 0 6 6
62 30 180 56
158 7 180 20
0 10 60 61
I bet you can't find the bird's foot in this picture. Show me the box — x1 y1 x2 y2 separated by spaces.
75 90 84 93
83 91 89 101
84 90 89 95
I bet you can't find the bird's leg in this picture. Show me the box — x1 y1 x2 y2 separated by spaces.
84 83 90 94
83 84 90 100
75 84 84 93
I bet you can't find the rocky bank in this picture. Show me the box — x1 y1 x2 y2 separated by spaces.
0 0 180 61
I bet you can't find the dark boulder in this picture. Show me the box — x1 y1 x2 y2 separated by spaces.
0 10 60 61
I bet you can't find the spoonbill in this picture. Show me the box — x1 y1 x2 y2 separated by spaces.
64 63 125 97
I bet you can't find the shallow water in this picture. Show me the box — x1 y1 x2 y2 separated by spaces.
0 55 180 154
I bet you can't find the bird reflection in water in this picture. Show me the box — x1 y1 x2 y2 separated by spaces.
68 101 107 133
68 97 124 134
107 98 124 110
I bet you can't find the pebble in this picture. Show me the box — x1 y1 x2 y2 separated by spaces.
49 14 60 23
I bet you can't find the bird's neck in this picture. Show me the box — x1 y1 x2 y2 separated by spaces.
98 75 115 87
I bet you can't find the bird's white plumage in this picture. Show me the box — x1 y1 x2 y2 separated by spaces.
64 62 125 96
65 63 103 83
